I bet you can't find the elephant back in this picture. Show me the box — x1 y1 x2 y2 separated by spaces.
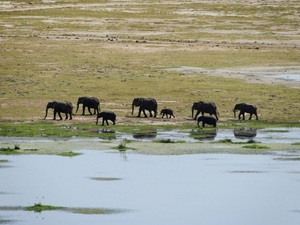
143 98 157 110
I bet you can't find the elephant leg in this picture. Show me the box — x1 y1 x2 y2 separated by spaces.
88 107 93 115
194 110 200 120
142 109 148 117
202 121 205 127
149 110 153 117
69 112 72 120
82 106 85 115
101 118 105 126
137 107 142 117
238 112 242 120
65 113 68 120
105 119 109 125
58 111 63 120
248 113 252 120
255 113 258 120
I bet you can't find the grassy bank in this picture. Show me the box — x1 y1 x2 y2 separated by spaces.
1 0 299 129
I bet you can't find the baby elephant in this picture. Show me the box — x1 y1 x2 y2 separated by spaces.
197 116 217 128
160 108 175 118
96 111 116 126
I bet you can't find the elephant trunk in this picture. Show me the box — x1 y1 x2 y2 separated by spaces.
76 101 80 114
131 103 135 115
191 106 194 118
44 107 49 119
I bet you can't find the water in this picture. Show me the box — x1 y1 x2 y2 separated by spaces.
0 127 299 144
1 150 300 225
120 128 300 143
267 74 300 82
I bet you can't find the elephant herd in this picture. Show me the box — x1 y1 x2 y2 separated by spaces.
44 97 258 127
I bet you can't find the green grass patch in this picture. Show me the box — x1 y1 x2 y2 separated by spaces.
0 159 9 163
0 146 21 155
217 139 233 143
25 203 64 213
22 203 126 214
292 142 300 146
90 177 121 181
58 151 81 157
242 144 270 149
264 129 289 133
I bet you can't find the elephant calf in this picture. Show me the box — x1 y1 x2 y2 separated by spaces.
160 108 175 118
197 116 217 128
96 111 116 126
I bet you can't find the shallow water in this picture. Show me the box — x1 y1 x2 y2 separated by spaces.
1 150 300 225
268 74 300 82
0 127 299 144
120 128 300 143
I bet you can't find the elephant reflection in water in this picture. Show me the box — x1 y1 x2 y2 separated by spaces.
233 127 257 139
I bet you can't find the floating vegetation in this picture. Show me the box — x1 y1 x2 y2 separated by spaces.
90 177 121 181
292 142 300 145
229 170 265 173
58 151 81 157
264 129 289 133
25 203 64 212
113 139 133 151
66 207 128 215
0 159 9 163
275 157 300 161
0 204 128 215
242 144 270 149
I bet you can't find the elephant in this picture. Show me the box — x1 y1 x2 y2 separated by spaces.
44 101 73 120
192 101 219 120
197 116 217 128
233 103 258 120
160 108 175 118
96 111 116 126
131 98 157 118
76 96 100 115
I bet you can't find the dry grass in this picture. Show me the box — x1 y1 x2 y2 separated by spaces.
0 0 299 123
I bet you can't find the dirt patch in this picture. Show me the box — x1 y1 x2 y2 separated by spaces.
167 66 300 89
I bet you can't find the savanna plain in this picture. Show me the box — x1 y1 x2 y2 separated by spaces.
0 0 300 224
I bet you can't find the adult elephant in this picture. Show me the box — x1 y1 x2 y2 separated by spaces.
132 98 157 117
192 101 219 120
76 96 100 115
233 103 258 120
44 101 73 120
